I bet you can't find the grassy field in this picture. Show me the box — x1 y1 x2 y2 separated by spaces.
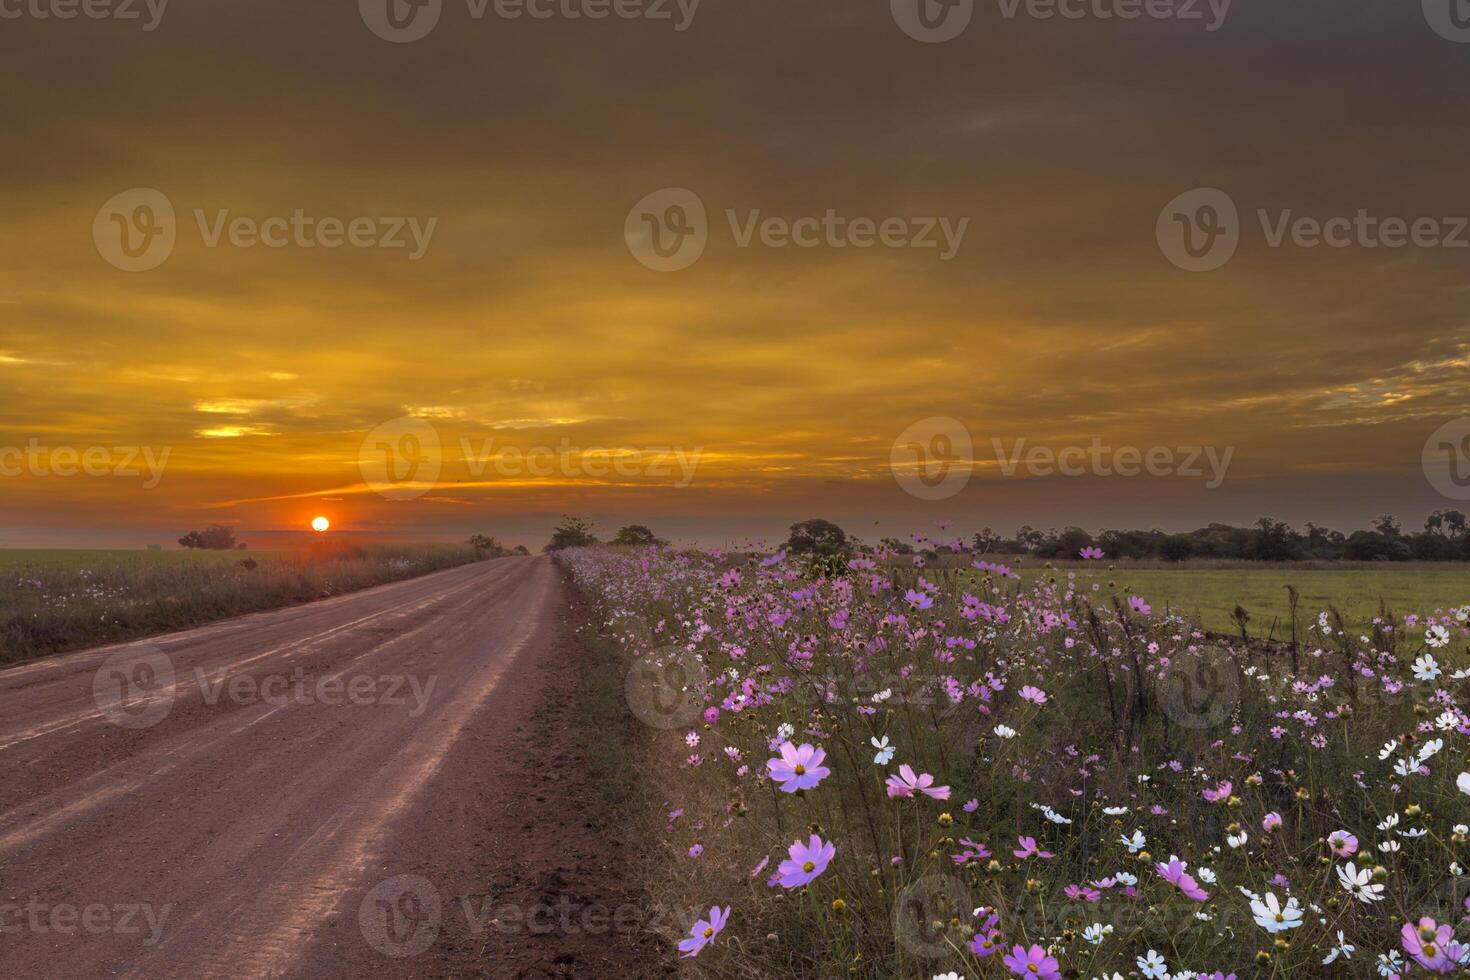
981 563 1469 636
0 544 483 663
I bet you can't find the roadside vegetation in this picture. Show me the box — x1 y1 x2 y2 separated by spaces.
0 542 488 663
559 531 1470 978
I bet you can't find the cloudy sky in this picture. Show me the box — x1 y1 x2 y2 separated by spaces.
1 0 1467 548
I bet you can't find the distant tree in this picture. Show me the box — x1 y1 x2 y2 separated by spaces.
1372 514 1402 538
513 544 531 556
1425 510 1467 538
179 525 239 550
880 536 915 555
544 515 598 552
612 524 665 547
1014 525 1045 554
971 527 1000 554
786 518 849 557
467 534 505 558
1246 518 1304 562
1159 534 1194 562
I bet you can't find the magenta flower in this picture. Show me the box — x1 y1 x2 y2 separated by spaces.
1155 856 1209 901
1262 811 1282 833
1402 917 1458 973
1019 685 1048 706
1003 943 1061 979
971 911 1003 958
1327 830 1358 858
904 589 933 610
677 905 729 958
1202 779 1231 802
885 763 951 799
1079 546 1104 560
1013 836 1054 860
777 834 835 889
766 742 831 793
1128 595 1152 615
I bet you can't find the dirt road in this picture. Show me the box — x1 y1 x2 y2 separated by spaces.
0 556 656 979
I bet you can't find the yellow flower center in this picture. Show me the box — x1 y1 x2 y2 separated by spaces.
794 764 806 775
1028 966 1040 974
803 861 815 873
703 927 714 938
1424 943 1438 958
1274 914 1285 923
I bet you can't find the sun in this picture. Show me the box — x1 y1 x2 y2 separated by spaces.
310 516 331 533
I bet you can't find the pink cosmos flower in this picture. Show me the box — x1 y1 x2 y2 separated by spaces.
777 834 835 889
1128 596 1152 615
766 742 831 793
1003 943 1061 979
1202 779 1232 802
677 905 729 958
1019 685 1048 706
1262 811 1282 833
1402 917 1457 973
904 589 933 610
1013 836 1053 860
885 763 951 800
1155 856 1209 901
1327 830 1358 857
1079 547 1105 560
971 910 1002 958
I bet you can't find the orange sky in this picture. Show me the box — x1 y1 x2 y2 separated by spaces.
1 1 1468 549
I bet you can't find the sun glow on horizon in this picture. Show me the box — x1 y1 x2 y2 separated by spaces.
311 516 331 533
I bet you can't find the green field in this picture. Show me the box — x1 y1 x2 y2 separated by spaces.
0 549 276 570
1003 565 1469 636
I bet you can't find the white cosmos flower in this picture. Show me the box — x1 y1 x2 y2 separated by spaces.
1414 653 1443 679
1103 805 1129 816
933 973 963 980
1458 771 1470 796
1378 950 1404 976
1435 711 1461 731
871 735 895 765
1196 866 1217 884
1120 831 1147 853
1336 862 1385 903
1425 625 1450 649
993 724 1017 739
1378 840 1401 854
1377 813 1400 831
1082 923 1107 945
1322 930 1355 964
1250 892 1303 933
1137 949 1169 979
1416 738 1444 763
1227 830 1248 849
1378 739 1400 760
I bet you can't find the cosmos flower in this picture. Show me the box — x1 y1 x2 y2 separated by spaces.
871 735 895 765
1336 863 1384 903
1261 812 1281 833
677 905 729 958
1079 547 1104 560
1013 836 1053 860
885 764 950 800
1018 685 1048 706
1425 624 1450 649
1156 856 1209 901
776 834 834 889
1202 780 1232 802
1327 830 1358 857
1401 917 1455 972
1137 949 1169 978
1250 892 1302 933
766 742 831 793
1002 943 1060 979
